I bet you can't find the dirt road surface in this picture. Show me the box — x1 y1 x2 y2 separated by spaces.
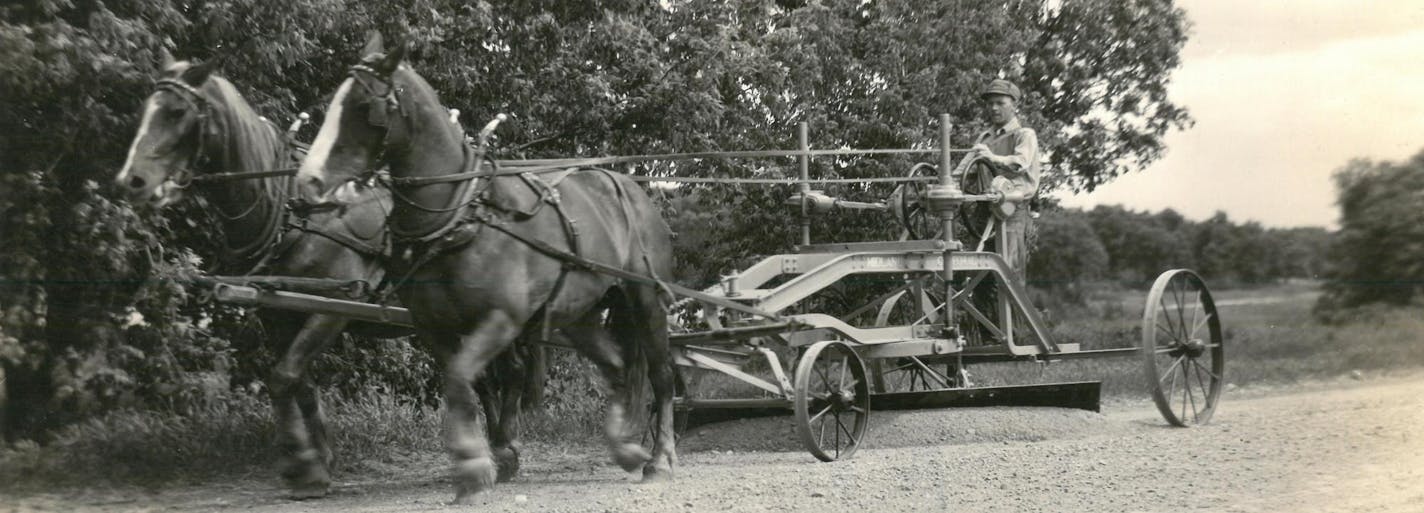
6 373 1423 513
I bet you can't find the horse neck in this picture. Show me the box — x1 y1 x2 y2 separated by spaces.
388 100 469 237
195 86 291 263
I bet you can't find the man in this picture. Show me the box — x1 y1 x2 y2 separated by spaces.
969 78 1039 279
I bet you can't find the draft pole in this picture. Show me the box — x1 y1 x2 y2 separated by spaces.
799 121 811 246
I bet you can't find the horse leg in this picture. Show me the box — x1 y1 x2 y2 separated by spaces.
267 313 348 498
614 285 678 482
487 339 530 483
567 308 649 472
436 311 521 504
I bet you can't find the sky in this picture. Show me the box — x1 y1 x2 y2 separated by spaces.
1056 0 1424 229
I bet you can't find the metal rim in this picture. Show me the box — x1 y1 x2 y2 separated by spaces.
1143 269 1224 427
793 341 871 462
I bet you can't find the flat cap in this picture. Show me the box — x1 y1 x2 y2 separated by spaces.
980 79 1021 102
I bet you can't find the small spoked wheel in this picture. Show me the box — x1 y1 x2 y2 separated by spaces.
1143 269 1224 426
793 341 871 462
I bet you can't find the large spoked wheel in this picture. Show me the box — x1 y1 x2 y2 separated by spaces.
793 341 871 462
1143 269 1224 426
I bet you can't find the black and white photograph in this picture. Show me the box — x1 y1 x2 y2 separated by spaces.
1 1 1421 511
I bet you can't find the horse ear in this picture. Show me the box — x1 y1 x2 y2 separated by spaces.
159 48 176 70
374 40 406 76
362 30 385 59
181 59 219 86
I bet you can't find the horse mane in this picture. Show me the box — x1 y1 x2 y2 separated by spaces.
202 75 287 172
163 61 286 172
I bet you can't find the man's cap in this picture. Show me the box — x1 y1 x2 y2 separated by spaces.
981 79 1021 102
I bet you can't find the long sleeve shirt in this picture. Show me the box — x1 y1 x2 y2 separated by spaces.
974 117 1040 194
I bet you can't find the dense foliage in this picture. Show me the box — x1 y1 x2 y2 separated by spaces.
1316 151 1424 316
3 0 1197 439
1030 205 1330 293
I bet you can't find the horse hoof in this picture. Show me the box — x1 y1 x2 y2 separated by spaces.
453 457 498 498
612 443 651 473
493 448 521 483
641 464 674 483
286 481 331 500
450 489 490 506
280 453 331 499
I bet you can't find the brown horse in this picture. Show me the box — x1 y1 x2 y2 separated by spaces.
114 53 543 497
297 32 678 502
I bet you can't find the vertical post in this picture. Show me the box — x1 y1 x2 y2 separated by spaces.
938 114 958 338
799 121 811 246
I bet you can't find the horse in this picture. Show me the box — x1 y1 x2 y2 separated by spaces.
296 32 679 502
113 52 544 497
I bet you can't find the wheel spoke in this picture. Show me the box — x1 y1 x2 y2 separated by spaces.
1183 362 1196 422
838 355 849 389
1166 360 1180 411
1173 279 1189 343
1179 367 1188 421
1184 287 1196 340
810 404 834 424
1191 313 1213 342
848 405 867 414
1158 294 1178 340
833 411 842 457
838 418 859 447
1156 322 1180 344
818 411 827 447
1192 359 1211 407
1191 358 1222 381
1158 355 1187 384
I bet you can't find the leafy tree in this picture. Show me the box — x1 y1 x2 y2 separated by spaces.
1318 152 1424 312
1028 208 1109 292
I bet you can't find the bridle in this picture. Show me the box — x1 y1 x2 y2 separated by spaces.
152 78 212 189
347 63 408 171
148 77 294 270
342 63 495 243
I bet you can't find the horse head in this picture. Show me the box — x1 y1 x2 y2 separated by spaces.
300 31 412 201
116 50 221 206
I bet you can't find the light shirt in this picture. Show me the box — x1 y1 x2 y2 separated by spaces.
975 117 1040 194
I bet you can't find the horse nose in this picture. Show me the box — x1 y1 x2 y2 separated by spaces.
126 175 147 190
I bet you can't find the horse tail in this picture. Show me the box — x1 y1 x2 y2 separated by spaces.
519 343 547 411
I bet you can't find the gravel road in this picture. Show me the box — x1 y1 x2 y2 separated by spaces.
7 373 1423 513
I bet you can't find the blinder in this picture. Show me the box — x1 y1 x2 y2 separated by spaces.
152 78 212 187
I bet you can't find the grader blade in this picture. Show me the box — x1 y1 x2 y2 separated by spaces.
871 381 1101 412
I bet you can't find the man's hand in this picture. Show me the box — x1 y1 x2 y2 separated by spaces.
971 143 1002 166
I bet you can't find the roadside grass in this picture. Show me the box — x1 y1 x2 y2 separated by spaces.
0 391 442 491
953 285 1424 400
5 282 1421 490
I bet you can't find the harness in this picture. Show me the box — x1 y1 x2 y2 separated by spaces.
344 63 790 326
148 78 389 276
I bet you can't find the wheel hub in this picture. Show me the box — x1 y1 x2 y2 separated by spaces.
824 388 856 410
1183 338 1207 357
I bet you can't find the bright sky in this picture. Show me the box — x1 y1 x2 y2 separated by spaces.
1057 0 1424 229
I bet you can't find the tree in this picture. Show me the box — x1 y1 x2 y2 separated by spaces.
1028 208 1109 292
1318 153 1424 312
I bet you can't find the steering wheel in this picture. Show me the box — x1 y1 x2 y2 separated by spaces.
957 157 1000 246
